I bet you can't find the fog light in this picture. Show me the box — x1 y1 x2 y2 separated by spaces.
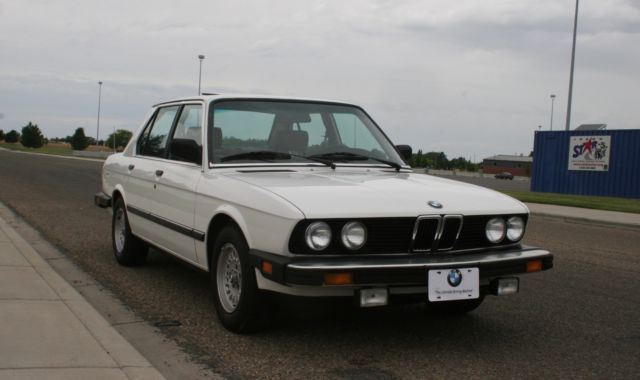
526 260 543 273
497 277 519 296
359 288 388 307
324 272 353 285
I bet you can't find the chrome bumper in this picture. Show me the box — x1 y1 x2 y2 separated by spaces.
249 246 553 287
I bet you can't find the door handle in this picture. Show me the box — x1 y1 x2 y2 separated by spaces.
155 170 164 177
128 164 135 171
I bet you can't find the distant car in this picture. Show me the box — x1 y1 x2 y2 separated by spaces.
95 94 552 333
495 171 514 180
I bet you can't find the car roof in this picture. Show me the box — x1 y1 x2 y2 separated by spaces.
153 94 357 108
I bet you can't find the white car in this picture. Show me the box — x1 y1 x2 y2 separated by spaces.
95 94 553 332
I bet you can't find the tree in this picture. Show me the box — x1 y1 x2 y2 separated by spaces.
105 129 133 150
0 129 4 141
70 127 90 150
5 129 20 143
21 122 45 148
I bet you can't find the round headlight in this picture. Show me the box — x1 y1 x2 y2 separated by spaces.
341 221 367 250
485 217 506 243
305 222 332 251
506 216 525 241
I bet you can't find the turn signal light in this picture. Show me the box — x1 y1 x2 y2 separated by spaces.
261 261 273 275
526 260 543 273
324 272 353 285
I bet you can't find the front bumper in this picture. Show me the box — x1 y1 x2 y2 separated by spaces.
249 245 552 287
94 192 111 208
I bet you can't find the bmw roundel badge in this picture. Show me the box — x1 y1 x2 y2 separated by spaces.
428 200 443 209
447 269 463 287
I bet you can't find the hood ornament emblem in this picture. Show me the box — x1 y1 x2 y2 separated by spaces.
428 201 443 209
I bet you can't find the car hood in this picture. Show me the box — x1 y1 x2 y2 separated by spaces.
223 169 528 218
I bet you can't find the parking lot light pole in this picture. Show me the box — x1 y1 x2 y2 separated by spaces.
550 94 556 130
198 55 205 95
96 81 103 145
565 0 579 131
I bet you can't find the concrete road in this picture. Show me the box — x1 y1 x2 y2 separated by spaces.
0 150 638 379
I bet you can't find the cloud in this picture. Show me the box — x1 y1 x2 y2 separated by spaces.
0 0 638 159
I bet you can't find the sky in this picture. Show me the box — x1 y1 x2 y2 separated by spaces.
1 0 638 160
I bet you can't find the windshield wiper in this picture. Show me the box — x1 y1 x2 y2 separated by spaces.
308 152 403 171
220 151 292 162
220 150 335 168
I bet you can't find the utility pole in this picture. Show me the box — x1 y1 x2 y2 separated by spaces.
96 81 103 145
565 0 579 131
198 55 205 95
550 94 556 130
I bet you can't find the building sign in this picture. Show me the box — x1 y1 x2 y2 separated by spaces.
568 135 611 171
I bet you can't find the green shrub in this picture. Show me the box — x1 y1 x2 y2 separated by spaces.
21 122 45 148
5 130 20 143
70 127 90 150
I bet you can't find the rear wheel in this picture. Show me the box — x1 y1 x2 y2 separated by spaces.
210 225 269 333
426 296 485 315
112 197 148 266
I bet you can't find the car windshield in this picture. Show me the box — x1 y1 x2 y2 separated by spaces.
208 100 405 168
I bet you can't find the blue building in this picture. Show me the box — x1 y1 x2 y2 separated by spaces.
531 129 640 199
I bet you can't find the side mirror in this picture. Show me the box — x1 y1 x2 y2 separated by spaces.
395 145 412 161
170 138 202 165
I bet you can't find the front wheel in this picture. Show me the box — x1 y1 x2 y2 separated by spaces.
426 296 485 315
112 197 148 266
210 225 269 333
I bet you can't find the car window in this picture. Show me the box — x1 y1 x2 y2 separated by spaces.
212 108 273 160
208 100 404 166
334 113 386 155
173 105 202 145
139 106 179 158
297 113 327 148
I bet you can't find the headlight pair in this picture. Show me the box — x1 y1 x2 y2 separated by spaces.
485 216 525 243
305 221 367 251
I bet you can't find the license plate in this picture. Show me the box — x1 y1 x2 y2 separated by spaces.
428 268 479 302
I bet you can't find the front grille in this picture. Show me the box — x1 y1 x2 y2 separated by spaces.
412 215 462 252
288 214 527 255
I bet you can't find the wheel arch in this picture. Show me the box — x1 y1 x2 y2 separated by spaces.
205 212 248 271
110 184 127 205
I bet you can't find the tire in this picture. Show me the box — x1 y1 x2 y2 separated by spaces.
112 197 148 266
426 296 485 315
210 225 269 333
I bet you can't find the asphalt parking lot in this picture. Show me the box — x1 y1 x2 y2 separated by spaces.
0 150 638 379
425 171 531 192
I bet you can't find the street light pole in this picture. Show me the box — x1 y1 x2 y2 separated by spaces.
550 94 556 131
198 55 205 95
96 81 103 145
565 0 579 131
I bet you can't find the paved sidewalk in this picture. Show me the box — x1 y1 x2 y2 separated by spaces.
0 215 166 379
526 202 640 229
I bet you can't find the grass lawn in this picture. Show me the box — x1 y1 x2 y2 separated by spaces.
503 191 640 214
0 142 114 156
0 141 73 156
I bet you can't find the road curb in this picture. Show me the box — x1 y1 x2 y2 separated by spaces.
530 211 640 230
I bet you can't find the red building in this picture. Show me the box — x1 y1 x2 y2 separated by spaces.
482 155 532 176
